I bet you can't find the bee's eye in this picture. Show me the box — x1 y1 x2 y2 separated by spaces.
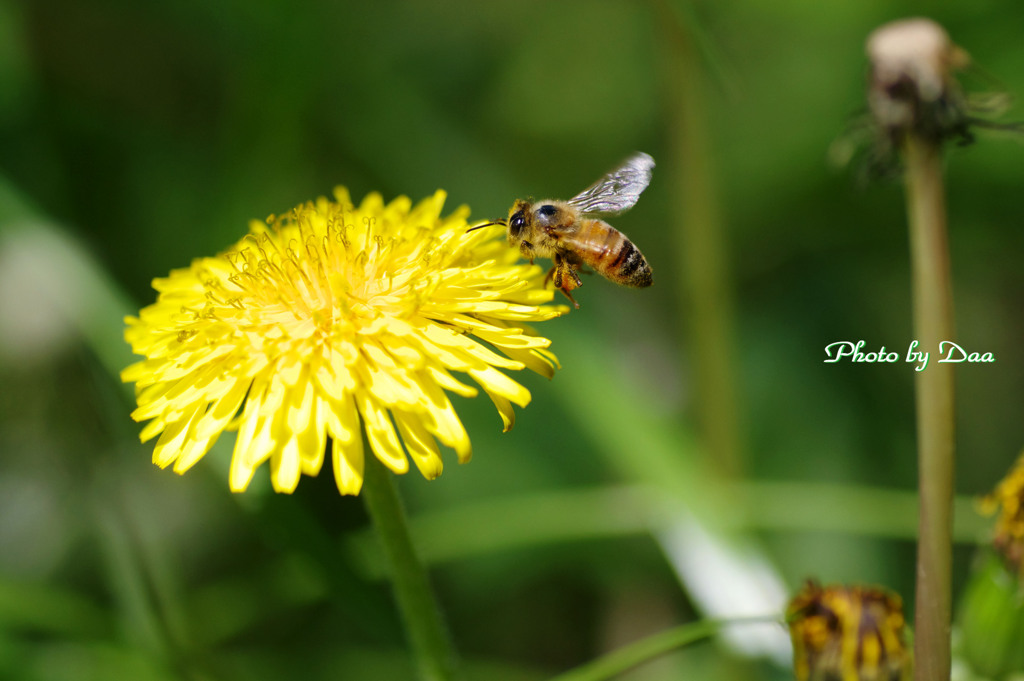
509 214 526 237
537 204 557 218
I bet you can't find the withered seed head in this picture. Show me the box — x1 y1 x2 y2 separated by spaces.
866 18 971 144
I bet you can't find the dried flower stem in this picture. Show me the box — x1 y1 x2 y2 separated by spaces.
361 454 458 681
903 132 955 681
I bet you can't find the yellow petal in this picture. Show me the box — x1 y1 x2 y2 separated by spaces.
468 366 531 407
332 186 352 207
325 391 360 446
239 415 277 484
152 405 202 469
139 417 166 443
486 390 516 433
230 377 277 491
498 345 560 380
231 378 265 468
421 323 524 370
394 410 443 480
298 395 328 476
271 436 302 493
286 369 315 435
195 377 250 439
422 366 477 398
316 347 358 400
409 190 446 225
332 429 364 495
410 333 478 371
357 353 420 408
121 358 159 385
417 381 471 463
173 430 217 474
357 393 408 474
131 382 175 421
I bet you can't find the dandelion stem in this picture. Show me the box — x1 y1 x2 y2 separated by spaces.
361 455 458 681
903 132 955 681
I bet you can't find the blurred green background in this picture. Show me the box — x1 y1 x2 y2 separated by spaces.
1 0 1022 679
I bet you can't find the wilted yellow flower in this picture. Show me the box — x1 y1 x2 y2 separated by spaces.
980 451 1024 576
787 580 911 681
122 188 566 495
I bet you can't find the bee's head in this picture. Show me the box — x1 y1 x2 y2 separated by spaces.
506 199 532 244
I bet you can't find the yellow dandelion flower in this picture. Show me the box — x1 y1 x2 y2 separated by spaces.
122 187 566 495
787 580 911 681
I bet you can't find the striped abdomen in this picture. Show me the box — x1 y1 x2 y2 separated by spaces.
570 218 652 288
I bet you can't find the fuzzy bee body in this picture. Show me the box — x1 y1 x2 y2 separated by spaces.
486 152 655 309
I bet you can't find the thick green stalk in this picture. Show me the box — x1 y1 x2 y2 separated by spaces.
903 134 955 681
361 455 458 681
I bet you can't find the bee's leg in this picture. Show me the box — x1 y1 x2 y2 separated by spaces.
561 287 580 310
546 252 566 289
548 253 567 289
554 257 582 310
560 264 583 293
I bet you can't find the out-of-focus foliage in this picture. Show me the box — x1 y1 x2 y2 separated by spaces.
1 1 1022 679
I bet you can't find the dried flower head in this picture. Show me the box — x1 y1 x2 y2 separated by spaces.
787 580 911 681
122 188 566 495
980 452 1024 577
867 18 971 144
832 18 1021 179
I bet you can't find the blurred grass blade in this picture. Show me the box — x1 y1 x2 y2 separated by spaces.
664 0 742 101
661 0 743 477
93 499 169 659
0 173 137 390
349 483 988 576
549 326 790 660
187 553 328 647
548 616 779 681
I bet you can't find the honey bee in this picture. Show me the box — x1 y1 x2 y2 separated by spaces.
470 152 655 308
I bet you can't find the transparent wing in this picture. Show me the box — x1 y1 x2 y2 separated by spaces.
566 152 655 215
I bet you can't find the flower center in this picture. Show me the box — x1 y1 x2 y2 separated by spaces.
207 205 443 349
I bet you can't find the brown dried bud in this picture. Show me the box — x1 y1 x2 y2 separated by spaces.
787 580 911 681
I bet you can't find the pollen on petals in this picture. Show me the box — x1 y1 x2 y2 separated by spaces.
122 188 567 495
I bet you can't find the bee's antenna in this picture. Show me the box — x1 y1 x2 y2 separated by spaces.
466 220 506 233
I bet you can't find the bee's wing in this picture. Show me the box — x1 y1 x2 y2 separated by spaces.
566 152 655 216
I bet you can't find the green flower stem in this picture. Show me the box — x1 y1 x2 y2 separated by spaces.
361 454 458 681
548 616 779 681
903 133 956 681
